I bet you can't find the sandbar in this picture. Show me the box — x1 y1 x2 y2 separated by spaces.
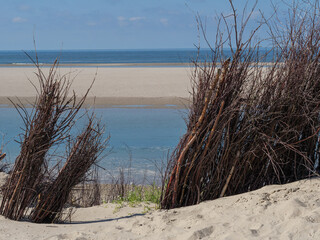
0 67 192 108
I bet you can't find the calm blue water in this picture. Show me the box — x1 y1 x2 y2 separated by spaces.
0 107 187 183
0 48 273 65
0 49 210 65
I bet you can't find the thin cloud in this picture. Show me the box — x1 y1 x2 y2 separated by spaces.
129 17 146 22
250 10 261 20
117 16 145 26
19 5 30 11
117 16 127 26
86 21 97 26
117 16 126 21
12 17 27 23
160 18 169 25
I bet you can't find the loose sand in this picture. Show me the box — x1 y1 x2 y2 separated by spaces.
1 173 320 239
0 67 192 108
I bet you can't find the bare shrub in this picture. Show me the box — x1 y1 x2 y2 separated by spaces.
162 0 320 209
30 117 107 223
0 58 107 222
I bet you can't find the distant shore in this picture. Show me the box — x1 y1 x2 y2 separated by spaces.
0 62 192 67
0 62 274 68
0 67 192 108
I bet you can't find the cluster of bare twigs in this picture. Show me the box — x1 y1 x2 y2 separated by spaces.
162 0 320 209
0 152 5 162
0 151 6 172
68 167 101 208
30 117 107 223
0 58 107 222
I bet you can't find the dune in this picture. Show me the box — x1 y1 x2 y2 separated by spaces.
1 172 320 240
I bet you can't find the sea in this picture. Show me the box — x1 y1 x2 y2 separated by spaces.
0 48 273 65
0 49 211 65
0 107 187 183
0 48 271 183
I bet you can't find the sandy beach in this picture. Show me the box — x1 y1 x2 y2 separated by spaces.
0 67 191 108
2 66 320 240
1 172 320 240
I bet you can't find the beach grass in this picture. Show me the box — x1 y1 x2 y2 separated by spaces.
114 183 162 205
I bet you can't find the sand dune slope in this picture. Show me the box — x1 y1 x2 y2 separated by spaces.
1 176 320 239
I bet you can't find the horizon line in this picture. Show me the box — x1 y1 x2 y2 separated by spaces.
0 47 272 52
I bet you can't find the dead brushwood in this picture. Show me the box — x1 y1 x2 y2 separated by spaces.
30 116 107 223
162 0 320 209
0 58 100 221
72 167 102 208
0 151 8 173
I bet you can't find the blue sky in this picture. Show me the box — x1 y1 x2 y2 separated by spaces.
0 0 287 50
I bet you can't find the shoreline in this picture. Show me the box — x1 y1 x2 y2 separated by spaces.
0 62 192 68
0 62 275 68
0 96 190 109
